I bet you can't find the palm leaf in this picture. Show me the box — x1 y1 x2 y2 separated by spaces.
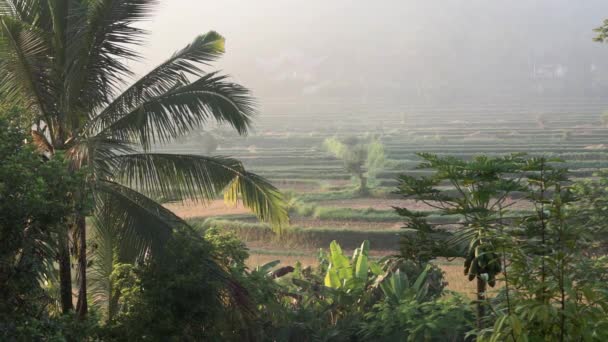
0 0 19 17
31 129 54 155
67 135 135 176
87 31 226 132
0 16 53 116
88 211 146 320
65 0 156 115
88 215 116 317
93 179 186 258
91 184 254 316
96 72 255 149
112 153 289 230
0 0 44 21
223 170 289 229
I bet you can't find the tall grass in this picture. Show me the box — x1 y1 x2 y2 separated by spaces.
312 207 401 221
190 218 403 250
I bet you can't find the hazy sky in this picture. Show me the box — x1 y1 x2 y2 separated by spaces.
132 0 608 106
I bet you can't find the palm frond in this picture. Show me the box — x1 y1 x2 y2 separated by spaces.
65 0 156 115
0 0 43 21
0 0 18 17
112 153 288 230
67 135 135 176
88 216 116 316
224 169 289 231
93 179 186 258
31 129 54 155
95 72 255 149
87 31 226 132
0 16 53 116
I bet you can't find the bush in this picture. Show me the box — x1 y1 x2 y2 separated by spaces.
361 295 474 341
106 227 229 340
0 109 85 341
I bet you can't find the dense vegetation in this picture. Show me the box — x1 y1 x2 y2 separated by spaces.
2 1 608 341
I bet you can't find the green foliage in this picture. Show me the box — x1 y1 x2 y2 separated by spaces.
286 192 401 221
103 226 287 341
313 207 400 222
379 266 431 304
323 136 386 193
395 154 525 291
1 0 288 319
366 139 386 179
396 153 608 339
594 19 608 42
259 240 467 341
105 226 230 340
203 226 250 267
296 189 364 202
361 294 474 341
0 111 82 339
324 240 381 291
482 163 608 341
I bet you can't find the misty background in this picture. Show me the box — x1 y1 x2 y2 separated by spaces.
134 0 608 122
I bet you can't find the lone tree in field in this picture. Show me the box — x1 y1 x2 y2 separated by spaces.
323 136 385 194
0 0 287 318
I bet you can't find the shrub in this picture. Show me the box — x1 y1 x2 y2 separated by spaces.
106 227 230 340
361 295 474 341
0 109 85 340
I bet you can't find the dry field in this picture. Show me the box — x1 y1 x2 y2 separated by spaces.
289 218 400 230
170 199 503 296
164 200 249 218
317 197 532 212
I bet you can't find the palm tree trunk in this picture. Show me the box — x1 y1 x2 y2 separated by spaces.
476 277 487 329
58 234 73 313
75 215 88 317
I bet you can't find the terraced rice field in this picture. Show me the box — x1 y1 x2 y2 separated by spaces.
162 98 608 292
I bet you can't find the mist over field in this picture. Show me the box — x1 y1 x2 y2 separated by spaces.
139 0 608 116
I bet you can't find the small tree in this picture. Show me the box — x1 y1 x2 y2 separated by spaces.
323 136 385 194
394 153 526 329
484 160 608 341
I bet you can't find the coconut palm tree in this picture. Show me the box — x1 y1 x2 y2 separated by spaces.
0 0 288 317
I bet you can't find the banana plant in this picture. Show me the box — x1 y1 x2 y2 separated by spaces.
324 240 382 292
380 264 432 304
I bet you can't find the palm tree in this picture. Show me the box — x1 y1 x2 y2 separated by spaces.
0 0 288 318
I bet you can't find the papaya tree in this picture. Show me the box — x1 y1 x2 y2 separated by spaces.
484 160 608 341
395 153 526 329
